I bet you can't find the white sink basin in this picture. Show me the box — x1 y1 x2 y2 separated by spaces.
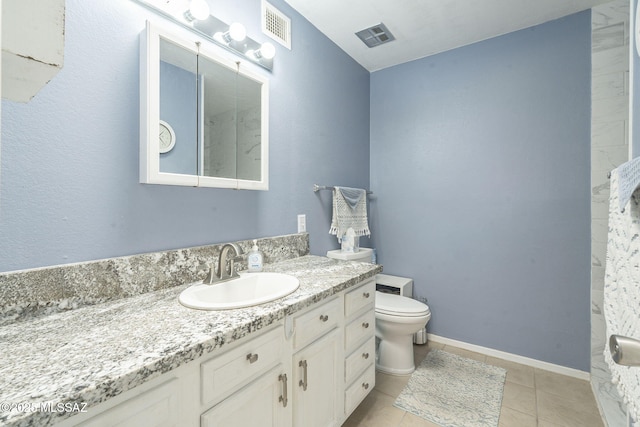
179 272 300 310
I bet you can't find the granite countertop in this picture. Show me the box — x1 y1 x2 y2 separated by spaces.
0 255 382 427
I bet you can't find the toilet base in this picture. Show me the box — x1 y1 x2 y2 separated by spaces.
375 333 416 375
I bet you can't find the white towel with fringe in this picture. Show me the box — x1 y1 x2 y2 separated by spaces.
604 167 640 421
616 156 640 212
329 186 370 239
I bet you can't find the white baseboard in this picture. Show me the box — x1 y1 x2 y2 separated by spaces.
427 333 590 381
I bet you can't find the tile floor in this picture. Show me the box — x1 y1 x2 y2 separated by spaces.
343 341 604 427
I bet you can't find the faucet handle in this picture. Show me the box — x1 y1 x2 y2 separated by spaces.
203 263 217 284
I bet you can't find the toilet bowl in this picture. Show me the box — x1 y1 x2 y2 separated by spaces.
325 248 432 376
375 291 431 375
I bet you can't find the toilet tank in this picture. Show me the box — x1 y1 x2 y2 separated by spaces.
376 273 413 297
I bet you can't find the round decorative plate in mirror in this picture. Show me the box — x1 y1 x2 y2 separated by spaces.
159 120 176 153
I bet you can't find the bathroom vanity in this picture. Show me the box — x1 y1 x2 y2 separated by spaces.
0 252 381 427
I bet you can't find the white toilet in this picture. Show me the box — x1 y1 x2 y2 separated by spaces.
326 248 432 375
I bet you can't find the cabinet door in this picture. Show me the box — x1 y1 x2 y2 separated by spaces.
293 329 341 427
78 379 179 427
201 365 291 427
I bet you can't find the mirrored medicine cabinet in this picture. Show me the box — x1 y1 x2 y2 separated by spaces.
140 22 269 190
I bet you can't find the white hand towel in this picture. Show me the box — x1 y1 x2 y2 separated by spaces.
616 156 640 212
329 186 370 239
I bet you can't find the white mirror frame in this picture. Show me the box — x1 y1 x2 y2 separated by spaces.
140 21 269 190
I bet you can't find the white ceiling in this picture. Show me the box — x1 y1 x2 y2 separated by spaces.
284 0 612 72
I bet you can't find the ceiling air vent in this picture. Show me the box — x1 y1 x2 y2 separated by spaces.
262 1 291 50
355 23 395 48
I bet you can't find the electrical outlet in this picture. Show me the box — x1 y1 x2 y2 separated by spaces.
297 214 306 233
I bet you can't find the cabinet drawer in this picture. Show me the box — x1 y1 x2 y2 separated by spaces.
345 310 374 351
345 365 375 417
345 337 375 384
293 297 341 350
344 280 375 318
201 326 283 407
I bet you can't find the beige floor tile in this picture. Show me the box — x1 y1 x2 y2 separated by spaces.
398 411 441 427
537 390 604 427
537 420 572 427
441 345 486 362
486 356 535 387
498 407 537 427
344 343 606 427
342 389 405 427
501 381 536 415
535 369 598 406
375 370 411 398
413 343 433 365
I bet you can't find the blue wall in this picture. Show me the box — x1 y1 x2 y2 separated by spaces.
160 61 198 175
370 12 592 370
0 0 370 272
1 0 593 371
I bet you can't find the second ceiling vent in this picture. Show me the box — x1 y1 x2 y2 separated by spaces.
355 23 395 48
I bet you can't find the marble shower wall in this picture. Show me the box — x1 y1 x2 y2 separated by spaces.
591 1 629 425
0 233 309 326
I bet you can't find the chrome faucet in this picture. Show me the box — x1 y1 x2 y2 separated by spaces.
204 243 243 284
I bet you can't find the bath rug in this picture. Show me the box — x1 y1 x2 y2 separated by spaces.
393 349 506 427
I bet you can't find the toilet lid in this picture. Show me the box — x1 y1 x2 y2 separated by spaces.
375 291 430 316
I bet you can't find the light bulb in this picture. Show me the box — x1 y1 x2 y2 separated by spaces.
258 42 276 59
184 0 210 22
228 23 247 42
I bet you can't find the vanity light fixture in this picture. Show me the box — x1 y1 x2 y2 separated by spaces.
214 22 247 46
249 42 276 60
184 0 210 22
132 0 275 71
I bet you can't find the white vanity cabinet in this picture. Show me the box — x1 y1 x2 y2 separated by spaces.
53 279 378 427
343 280 376 418
290 298 343 427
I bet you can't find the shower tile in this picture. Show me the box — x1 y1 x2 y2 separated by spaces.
592 71 625 99
592 120 626 147
592 95 629 123
593 45 629 76
591 146 630 181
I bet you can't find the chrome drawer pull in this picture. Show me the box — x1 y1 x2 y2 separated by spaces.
299 360 308 391
246 353 259 364
362 322 370 329
362 352 369 359
279 374 288 407
362 382 370 390
319 314 329 322
363 292 370 298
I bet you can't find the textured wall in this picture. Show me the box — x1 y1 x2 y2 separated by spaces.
370 12 592 370
0 0 370 272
